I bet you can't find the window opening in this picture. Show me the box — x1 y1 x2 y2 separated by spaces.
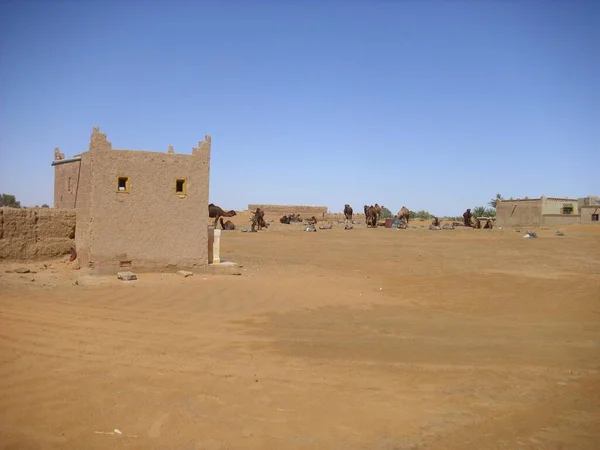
561 204 573 215
592 214 599 222
175 178 186 194
117 177 129 193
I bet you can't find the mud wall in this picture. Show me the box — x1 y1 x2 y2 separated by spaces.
0 208 76 260
248 204 328 218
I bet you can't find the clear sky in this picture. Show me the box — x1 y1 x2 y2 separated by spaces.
1 1 598 215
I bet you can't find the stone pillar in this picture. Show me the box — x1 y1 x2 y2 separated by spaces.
212 229 221 264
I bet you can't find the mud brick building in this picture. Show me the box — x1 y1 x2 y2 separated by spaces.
52 127 211 274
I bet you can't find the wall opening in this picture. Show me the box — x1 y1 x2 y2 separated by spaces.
67 177 72 193
592 214 599 222
175 178 187 195
117 176 130 193
561 204 574 215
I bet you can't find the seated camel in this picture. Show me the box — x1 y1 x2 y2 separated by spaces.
442 223 455 230
219 218 235 230
319 223 333 230
305 216 318 225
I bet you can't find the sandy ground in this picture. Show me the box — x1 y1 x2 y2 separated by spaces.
1 221 600 449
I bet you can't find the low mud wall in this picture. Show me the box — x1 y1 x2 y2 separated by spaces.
248 204 328 218
0 208 76 260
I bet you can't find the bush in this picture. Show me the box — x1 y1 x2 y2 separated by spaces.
380 207 393 219
409 210 433 220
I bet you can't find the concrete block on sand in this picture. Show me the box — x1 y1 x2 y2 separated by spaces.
117 271 137 281
201 261 242 276
177 270 194 277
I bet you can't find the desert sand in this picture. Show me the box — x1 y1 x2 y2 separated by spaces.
1 218 599 449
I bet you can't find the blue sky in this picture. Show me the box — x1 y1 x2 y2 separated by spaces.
1 1 598 215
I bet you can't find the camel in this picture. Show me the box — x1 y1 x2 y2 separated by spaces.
429 224 441 231
442 223 455 230
344 204 353 222
363 205 369 225
463 208 473 227
373 204 383 223
219 218 235 230
365 205 378 228
305 216 318 225
319 223 333 230
396 206 410 224
250 208 267 232
209 203 237 228
280 215 291 224
475 218 494 229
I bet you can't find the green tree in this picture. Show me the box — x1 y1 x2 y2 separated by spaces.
0 194 21 208
379 206 393 219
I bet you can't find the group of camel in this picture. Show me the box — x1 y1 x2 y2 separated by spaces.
209 203 268 232
210 203 493 232
342 204 410 228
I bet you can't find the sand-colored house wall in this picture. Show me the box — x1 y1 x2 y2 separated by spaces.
541 198 579 215
495 199 543 228
541 214 581 227
71 127 211 274
580 206 600 225
53 157 82 209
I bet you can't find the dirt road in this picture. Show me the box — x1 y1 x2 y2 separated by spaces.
1 224 599 449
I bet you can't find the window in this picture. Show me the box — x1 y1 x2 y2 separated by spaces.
592 214 599 222
117 176 130 193
175 178 187 195
561 204 574 215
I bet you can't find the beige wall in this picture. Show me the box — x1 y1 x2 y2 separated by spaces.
53 159 81 209
541 197 579 215
540 214 581 227
0 207 75 260
580 206 600 225
75 127 211 274
495 199 543 227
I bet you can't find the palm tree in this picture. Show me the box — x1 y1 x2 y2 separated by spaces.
488 193 504 209
473 206 487 217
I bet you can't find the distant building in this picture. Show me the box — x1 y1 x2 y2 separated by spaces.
496 195 599 227
52 127 211 274
579 196 600 225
